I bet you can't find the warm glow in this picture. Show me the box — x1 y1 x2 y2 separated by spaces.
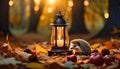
34 0 41 4
54 39 64 47
68 0 73 7
84 0 89 6
104 12 109 19
34 0 41 12
9 0 14 6
56 27 64 47
57 39 64 47
48 7 53 13
34 5 39 12
57 26 63 29
57 27 63 38
48 0 55 5
58 36 61 40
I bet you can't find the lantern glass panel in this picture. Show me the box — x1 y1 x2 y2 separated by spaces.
51 26 69 47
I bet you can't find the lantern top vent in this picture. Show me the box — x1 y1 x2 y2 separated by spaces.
53 11 67 25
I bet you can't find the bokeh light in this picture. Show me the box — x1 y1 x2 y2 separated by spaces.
34 0 41 12
84 0 89 6
48 0 55 5
48 7 53 13
104 12 109 19
68 0 73 7
9 0 14 6
34 5 39 12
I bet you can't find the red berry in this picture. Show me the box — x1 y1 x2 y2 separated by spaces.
90 53 104 66
67 55 77 62
104 55 114 65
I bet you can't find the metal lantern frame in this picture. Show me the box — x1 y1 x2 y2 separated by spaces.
48 11 72 56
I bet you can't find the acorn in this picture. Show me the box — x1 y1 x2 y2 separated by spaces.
28 55 38 62
101 49 110 56
24 49 31 54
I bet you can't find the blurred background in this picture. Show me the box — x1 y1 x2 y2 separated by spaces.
0 0 120 41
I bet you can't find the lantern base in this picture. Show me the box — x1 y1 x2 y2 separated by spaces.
48 47 72 56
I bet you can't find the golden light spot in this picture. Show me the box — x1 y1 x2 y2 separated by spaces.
48 7 53 13
104 12 109 19
34 0 41 4
48 0 55 5
40 15 45 20
34 5 39 12
34 0 40 12
9 0 14 6
84 0 89 6
68 0 73 7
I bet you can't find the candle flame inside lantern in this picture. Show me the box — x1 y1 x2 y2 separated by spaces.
56 27 64 47
57 39 64 47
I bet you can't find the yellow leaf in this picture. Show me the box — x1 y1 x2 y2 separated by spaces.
35 44 47 54
8 41 13 51
91 43 100 49
26 62 45 69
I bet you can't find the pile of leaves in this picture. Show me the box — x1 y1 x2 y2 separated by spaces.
0 38 120 69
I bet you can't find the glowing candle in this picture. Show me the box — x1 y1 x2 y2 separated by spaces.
57 39 64 47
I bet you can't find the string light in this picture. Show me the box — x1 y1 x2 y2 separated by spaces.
9 0 14 6
68 0 73 7
84 0 89 6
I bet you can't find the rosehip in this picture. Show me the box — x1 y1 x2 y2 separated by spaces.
104 55 114 65
90 53 104 66
66 55 77 62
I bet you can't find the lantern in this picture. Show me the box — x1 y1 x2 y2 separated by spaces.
48 11 71 55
